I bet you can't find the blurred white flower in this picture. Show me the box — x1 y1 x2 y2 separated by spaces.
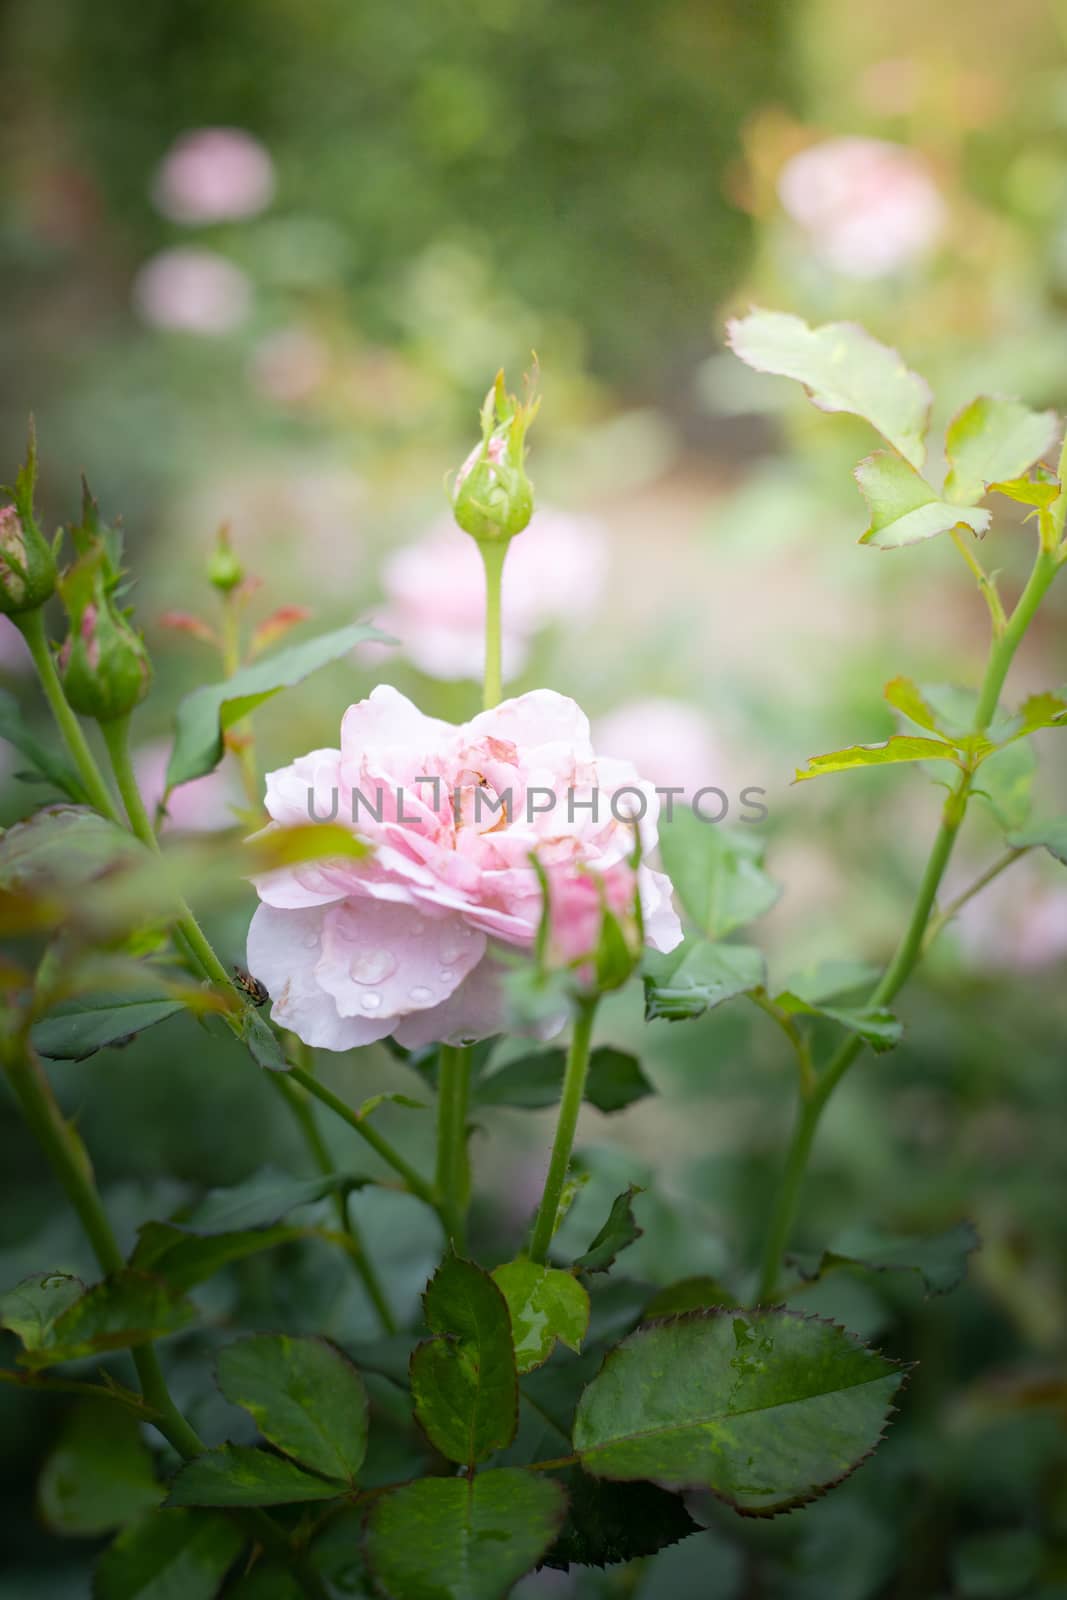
134 739 242 833
778 137 945 278
377 509 608 681
593 697 721 803
133 248 252 334
152 127 275 224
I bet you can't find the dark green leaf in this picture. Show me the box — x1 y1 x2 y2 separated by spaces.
166 622 394 789
475 1047 652 1113
37 1398 163 1535
224 1564 305 1599
242 1010 290 1073
726 310 931 468
179 1169 365 1234
365 1469 567 1600
585 1049 654 1112
410 1251 518 1466
856 451 989 549
0 1272 85 1348
167 1445 342 1508
95 1509 244 1600
641 1277 738 1319
795 736 959 783
643 940 764 1022
544 1470 698 1571
574 1188 644 1275
0 690 87 801
130 1221 305 1292
573 1308 907 1514
32 993 186 1061
217 1334 368 1484
657 812 779 939
1008 816 1067 865
6 1271 197 1370
788 1220 979 1296
944 396 1058 506
491 1259 590 1374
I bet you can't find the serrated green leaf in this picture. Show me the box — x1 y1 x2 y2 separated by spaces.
774 994 902 1053
410 1252 517 1466
574 1188 644 1276
216 1334 368 1484
657 812 779 940
795 736 959 783
726 310 931 467
129 1221 305 1292
166 622 394 790
1014 691 1067 736
643 940 765 1022
365 1470 567 1600
884 675 944 735
573 1308 906 1514
788 1220 979 1295
178 1169 366 1234
855 452 990 549
1008 816 1067 865
6 1271 197 1370
944 396 1058 505
0 690 87 802
37 1399 163 1535
32 993 186 1061
642 1277 738 1319
167 1445 341 1508
94 1508 244 1600
492 1259 591 1374
988 465 1060 508
475 1047 652 1113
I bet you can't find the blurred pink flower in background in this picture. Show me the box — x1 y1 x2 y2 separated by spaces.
152 128 275 224
0 617 30 673
594 697 721 803
134 739 242 832
377 510 608 681
133 248 252 334
249 328 329 406
955 864 1067 972
777 136 945 278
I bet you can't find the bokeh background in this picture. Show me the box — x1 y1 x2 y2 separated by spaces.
3 0 1067 1594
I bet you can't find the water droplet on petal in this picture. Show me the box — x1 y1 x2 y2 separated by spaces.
360 991 382 1011
409 985 432 1004
302 932 320 949
349 949 398 985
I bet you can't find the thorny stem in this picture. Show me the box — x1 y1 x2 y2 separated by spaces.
529 995 599 1265
949 527 1007 636
758 543 1061 1302
13 607 122 821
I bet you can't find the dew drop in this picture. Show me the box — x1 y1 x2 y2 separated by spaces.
409 986 433 1003
302 933 319 949
438 967 455 983
349 949 398 985
359 991 382 1011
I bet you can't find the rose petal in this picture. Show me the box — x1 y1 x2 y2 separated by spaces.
247 903 392 1049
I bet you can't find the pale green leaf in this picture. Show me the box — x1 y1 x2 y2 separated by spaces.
492 1259 591 1373
944 396 1058 505
643 940 765 1022
1008 816 1067 865
856 452 989 550
727 309 931 467
795 736 959 783
365 1469 567 1600
883 676 944 735
774 994 902 1053
657 811 779 939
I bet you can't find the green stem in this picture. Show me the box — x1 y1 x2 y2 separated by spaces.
271 1069 397 1334
529 996 598 1264
2 1040 204 1459
287 1064 441 1221
477 540 507 712
757 544 1061 1302
13 607 122 821
922 846 1029 955
435 1045 473 1250
100 714 236 994
220 591 263 810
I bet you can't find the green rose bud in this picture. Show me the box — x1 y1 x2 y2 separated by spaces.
0 424 58 616
208 525 244 592
450 368 540 544
57 487 152 723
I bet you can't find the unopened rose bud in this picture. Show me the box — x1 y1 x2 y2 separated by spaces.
450 368 539 543
0 426 58 616
208 526 243 592
58 497 152 723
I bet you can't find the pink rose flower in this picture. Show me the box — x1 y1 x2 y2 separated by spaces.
246 686 682 1050
152 128 275 224
376 510 608 681
133 249 252 335
777 137 945 279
